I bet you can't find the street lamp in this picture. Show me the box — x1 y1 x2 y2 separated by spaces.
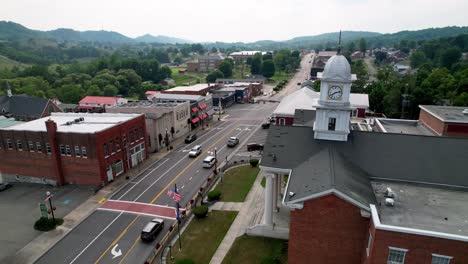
214 147 218 174
45 191 56 224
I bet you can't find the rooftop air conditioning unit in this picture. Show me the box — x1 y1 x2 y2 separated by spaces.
385 198 395 207
385 188 396 198
463 109 468 115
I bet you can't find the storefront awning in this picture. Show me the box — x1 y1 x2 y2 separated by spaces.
199 103 207 110
192 107 199 113
191 117 200 123
200 113 208 120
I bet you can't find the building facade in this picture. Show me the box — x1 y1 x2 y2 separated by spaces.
78 96 128 112
0 113 147 187
107 101 190 153
186 53 224 73
418 105 468 137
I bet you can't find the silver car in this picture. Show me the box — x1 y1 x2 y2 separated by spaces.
188 145 202 157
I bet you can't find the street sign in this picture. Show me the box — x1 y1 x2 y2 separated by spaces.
39 203 48 218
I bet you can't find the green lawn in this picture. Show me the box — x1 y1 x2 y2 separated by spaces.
222 235 288 264
170 67 208 86
170 211 238 264
218 165 260 202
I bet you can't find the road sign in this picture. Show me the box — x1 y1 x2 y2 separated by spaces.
111 244 122 259
39 203 48 218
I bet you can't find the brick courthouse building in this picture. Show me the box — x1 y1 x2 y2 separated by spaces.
0 113 147 186
257 52 468 263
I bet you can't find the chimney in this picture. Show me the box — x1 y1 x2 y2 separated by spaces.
5 80 12 97
45 119 65 186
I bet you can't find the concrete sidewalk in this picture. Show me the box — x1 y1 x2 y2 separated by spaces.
209 170 266 264
10 125 209 264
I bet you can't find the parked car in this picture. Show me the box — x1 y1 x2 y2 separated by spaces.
0 182 12 192
141 218 164 242
227 137 239 147
202 156 216 168
262 122 271 129
185 134 197 143
247 143 264 152
188 145 202 157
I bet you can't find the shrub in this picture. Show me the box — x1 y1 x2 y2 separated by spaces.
207 189 222 201
249 159 259 167
193 205 208 219
34 217 64 231
261 256 280 264
175 259 195 264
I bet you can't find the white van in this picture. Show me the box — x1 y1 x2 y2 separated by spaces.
202 156 216 168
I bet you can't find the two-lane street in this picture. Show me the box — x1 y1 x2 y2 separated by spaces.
36 54 311 264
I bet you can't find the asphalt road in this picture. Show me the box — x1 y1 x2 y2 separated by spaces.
35 54 311 264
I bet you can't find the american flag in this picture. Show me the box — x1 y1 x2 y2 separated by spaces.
167 189 182 203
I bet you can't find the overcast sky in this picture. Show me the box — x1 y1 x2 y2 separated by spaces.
1 0 467 43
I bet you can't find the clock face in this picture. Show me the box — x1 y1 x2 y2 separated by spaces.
328 86 343 100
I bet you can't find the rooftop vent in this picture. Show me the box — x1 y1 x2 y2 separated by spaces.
463 109 468 115
385 187 396 198
385 198 395 207
288 192 295 198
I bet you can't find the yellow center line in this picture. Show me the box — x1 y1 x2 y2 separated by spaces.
95 123 240 263
118 236 140 264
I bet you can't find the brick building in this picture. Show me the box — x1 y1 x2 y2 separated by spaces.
0 113 147 187
186 53 224 73
162 83 218 96
418 105 468 137
255 52 468 264
78 96 128 112
229 51 267 61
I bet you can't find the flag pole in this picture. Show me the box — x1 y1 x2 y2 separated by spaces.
175 184 182 251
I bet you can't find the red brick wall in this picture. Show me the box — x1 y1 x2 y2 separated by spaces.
288 194 369 264
0 115 147 186
445 123 468 137
419 109 445 135
367 223 468 264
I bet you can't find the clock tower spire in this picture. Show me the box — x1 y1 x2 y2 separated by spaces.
313 34 357 141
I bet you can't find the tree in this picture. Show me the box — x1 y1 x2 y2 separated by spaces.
250 53 263 75
262 52 273 61
57 84 85 103
218 60 233 78
87 85 102 96
440 47 461 69
359 38 367 55
103 84 118 96
374 51 387 64
410 50 428 69
205 70 224 83
173 56 183 64
261 60 275 78
346 41 356 52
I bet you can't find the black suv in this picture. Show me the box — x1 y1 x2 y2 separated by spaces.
261 122 271 129
247 143 264 151
185 134 197 143
141 218 164 242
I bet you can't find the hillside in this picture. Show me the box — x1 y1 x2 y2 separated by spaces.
135 34 192 44
0 21 50 41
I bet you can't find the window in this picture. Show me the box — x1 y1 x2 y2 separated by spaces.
81 146 87 158
46 143 51 154
59 145 65 155
123 135 127 147
366 233 372 256
110 141 115 154
139 128 144 139
17 140 23 151
36 142 42 153
115 138 121 151
7 139 13 150
278 118 285 126
130 132 134 143
28 141 34 152
432 254 452 264
65 145 71 156
75 146 81 157
328 117 336 131
114 160 124 176
387 247 407 264
103 143 108 157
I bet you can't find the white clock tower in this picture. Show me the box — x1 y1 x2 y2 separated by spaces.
313 52 357 141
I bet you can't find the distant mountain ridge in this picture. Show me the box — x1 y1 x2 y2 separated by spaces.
1 20 467 49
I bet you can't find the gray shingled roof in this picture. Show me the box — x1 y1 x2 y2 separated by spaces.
261 125 468 209
0 95 50 119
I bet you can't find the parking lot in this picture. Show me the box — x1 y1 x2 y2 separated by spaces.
0 182 94 261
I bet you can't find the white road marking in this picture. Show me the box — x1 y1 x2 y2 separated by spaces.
181 185 185 189
117 158 170 200
69 212 124 264
111 244 122 259
189 176 192 181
